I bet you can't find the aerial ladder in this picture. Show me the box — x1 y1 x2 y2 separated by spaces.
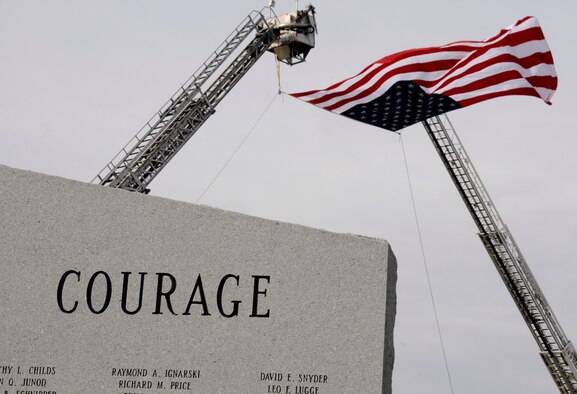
422 115 577 393
92 4 317 193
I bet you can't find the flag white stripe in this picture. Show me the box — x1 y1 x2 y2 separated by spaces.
297 63 382 101
448 79 550 103
290 16 557 131
440 17 539 49
319 70 448 111
436 62 556 100
431 40 553 93
300 35 550 105
299 51 469 102
326 39 554 112
328 46 554 113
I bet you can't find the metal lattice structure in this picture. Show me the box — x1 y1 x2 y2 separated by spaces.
423 115 577 394
93 6 317 193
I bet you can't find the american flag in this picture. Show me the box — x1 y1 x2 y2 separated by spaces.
290 16 557 132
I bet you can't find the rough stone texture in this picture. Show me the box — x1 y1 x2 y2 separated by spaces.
0 164 396 394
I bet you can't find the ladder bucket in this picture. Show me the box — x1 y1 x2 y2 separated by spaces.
264 5 317 65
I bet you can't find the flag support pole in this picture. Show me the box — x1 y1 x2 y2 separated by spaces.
421 114 577 393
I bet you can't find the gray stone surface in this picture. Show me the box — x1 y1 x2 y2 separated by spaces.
0 164 396 394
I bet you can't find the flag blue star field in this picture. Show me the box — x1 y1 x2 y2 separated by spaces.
290 16 557 132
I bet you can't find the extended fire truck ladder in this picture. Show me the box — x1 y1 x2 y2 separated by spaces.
422 115 577 393
92 5 317 193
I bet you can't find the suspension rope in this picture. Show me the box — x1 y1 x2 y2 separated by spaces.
399 132 456 394
196 92 279 204
275 56 282 94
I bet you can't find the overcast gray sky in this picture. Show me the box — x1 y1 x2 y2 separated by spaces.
1 1 576 393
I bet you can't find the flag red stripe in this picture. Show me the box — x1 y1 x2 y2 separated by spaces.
301 29 550 107
434 51 555 93
433 27 546 89
458 87 542 107
305 62 390 104
290 16 557 131
442 70 531 97
291 62 381 98
312 59 456 107
323 60 458 110
370 24 542 70
445 73 556 101
291 47 465 99
442 71 556 101
323 44 553 109
526 75 557 90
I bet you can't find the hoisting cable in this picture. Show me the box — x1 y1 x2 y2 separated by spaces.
196 92 279 204
399 132 456 394
197 57 283 203
275 56 282 94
